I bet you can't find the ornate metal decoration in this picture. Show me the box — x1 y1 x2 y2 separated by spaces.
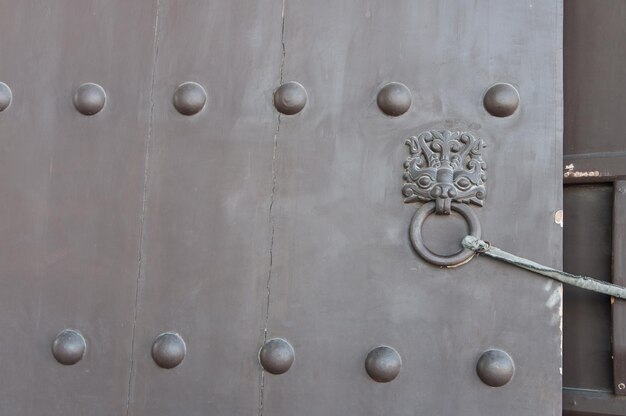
402 130 487 215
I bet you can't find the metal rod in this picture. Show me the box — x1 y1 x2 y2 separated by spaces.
462 235 626 300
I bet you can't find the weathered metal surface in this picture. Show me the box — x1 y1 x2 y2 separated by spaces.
124 1 283 415
613 181 626 395
0 1 156 414
263 1 562 416
0 1 564 415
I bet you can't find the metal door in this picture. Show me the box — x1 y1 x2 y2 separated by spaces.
0 1 563 415
261 2 562 415
125 2 283 414
0 2 156 414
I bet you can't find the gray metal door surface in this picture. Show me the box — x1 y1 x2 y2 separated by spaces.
0 1 563 415
0 2 156 414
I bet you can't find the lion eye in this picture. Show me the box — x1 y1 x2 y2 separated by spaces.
417 174 433 188
455 176 471 190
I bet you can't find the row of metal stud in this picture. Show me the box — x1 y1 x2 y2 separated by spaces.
52 329 190 370
53 329 514 387
259 338 515 387
0 81 520 118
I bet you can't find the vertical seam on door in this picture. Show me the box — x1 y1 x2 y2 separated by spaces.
125 1 162 414
259 1 287 415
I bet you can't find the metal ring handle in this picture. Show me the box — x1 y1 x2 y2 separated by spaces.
409 202 481 267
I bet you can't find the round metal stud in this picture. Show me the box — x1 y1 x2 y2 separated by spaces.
52 329 86 365
273 81 307 115
476 349 515 387
73 83 106 115
173 82 207 116
259 338 295 375
483 83 520 117
377 82 412 116
364 346 402 383
0 82 12 112
151 332 186 369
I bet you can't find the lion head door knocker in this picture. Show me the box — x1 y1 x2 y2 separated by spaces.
402 130 486 266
